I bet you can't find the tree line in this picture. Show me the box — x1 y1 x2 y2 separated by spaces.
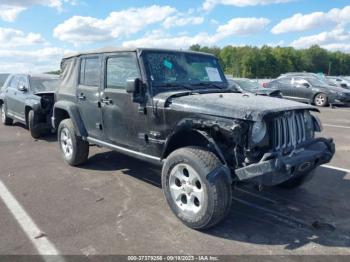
189 44 350 78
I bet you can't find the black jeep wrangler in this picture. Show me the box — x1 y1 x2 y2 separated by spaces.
52 48 335 229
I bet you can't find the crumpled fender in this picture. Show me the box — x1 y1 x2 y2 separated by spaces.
162 122 227 165
161 122 232 183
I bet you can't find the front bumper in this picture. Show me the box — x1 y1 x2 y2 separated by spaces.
329 94 350 105
235 138 335 186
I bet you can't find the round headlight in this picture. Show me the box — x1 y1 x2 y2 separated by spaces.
251 121 267 144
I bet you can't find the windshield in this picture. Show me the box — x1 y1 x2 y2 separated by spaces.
30 77 60 93
143 51 227 90
234 79 260 91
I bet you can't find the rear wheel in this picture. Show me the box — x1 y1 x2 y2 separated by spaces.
277 169 316 189
58 119 89 166
314 93 328 107
1 104 13 126
28 110 42 139
162 147 232 230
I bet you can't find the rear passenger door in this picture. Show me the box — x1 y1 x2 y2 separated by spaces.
77 56 103 139
277 77 293 98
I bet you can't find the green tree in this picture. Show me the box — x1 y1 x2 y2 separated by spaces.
188 44 350 78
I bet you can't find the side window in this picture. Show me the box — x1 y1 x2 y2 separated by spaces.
18 76 28 89
9 76 19 89
278 77 290 85
106 55 140 90
292 77 308 86
79 57 100 86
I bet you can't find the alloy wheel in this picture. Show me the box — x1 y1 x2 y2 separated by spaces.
315 94 326 106
60 127 73 159
1 106 6 124
169 163 204 215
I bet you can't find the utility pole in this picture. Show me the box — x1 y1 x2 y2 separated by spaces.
328 61 332 76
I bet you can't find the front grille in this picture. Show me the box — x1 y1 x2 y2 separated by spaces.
340 93 350 102
273 111 307 150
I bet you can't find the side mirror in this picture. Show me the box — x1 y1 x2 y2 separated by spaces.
18 85 27 92
126 78 141 93
302 83 310 88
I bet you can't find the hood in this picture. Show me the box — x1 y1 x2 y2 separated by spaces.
154 91 317 121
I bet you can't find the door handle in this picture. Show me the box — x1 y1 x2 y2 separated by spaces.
77 93 86 100
101 97 113 105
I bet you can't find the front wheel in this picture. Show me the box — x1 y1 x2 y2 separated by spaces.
277 169 316 189
162 147 232 230
58 119 89 166
314 93 328 107
1 104 13 126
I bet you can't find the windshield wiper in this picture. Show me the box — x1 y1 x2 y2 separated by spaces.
191 82 227 90
155 82 195 91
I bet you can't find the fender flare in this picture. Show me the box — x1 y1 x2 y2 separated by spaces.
53 101 87 137
162 126 232 184
161 124 227 166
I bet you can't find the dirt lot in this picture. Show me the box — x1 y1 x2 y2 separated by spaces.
1 106 350 258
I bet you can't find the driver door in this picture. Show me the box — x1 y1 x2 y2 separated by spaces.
101 52 148 151
5 76 19 117
12 75 29 119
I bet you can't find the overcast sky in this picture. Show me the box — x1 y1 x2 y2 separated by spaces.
0 0 349 73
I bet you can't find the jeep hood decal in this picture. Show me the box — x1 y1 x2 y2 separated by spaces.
154 91 317 121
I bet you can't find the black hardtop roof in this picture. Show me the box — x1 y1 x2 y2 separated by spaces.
63 47 216 60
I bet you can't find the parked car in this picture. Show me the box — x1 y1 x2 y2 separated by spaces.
268 75 350 107
326 76 350 89
228 78 282 97
0 74 59 138
279 72 324 79
52 48 334 230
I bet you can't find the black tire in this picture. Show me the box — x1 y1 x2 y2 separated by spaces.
57 119 89 166
1 104 13 126
314 93 328 107
277 169 316 189
28 110 42 139
162 146 232 230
